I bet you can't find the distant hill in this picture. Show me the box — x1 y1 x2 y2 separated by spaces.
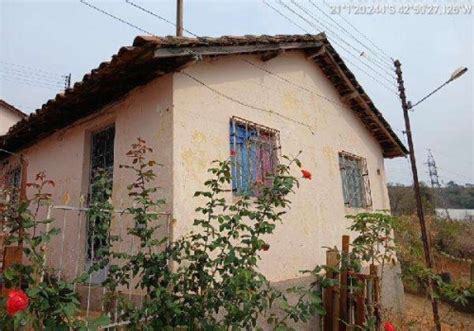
388 181 474 216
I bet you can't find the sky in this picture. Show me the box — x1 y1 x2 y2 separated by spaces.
0 0 473 185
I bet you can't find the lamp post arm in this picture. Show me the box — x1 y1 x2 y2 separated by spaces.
408 79 452 110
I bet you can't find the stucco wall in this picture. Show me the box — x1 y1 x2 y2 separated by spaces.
0 106 24 135
172 51 392 282
1 75 174 281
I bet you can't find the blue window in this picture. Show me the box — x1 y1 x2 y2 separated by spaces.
230 117 279 195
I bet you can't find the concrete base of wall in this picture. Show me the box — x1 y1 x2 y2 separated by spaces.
260 276 321 330
380 263 406 320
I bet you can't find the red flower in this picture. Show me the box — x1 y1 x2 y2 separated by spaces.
230 149 236 156
261 244 270 251
301 169 312 180
384 321 395 331
6 289 29 316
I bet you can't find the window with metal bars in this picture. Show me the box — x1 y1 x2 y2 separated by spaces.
87 126 115 262
1 167 21 205
229 117 280 195
338 151 372 209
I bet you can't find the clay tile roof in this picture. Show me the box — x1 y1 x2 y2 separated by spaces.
0 34 407 158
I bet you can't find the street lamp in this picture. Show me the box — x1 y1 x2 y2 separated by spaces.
408 66 468 110
393 60 468 331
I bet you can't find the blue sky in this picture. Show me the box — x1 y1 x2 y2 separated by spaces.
1 0 472 185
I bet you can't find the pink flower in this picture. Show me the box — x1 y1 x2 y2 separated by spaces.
230 150 236 156
301 169 312 180
384 321 395 331
6 289 29 316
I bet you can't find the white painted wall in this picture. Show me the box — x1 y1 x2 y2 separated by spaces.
172 51 391 282
0 105 24 135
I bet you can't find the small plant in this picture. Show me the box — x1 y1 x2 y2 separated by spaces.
347 212 397 269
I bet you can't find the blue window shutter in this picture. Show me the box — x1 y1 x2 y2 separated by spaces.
230 123 258 194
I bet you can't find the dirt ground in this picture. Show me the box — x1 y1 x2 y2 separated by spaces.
402 292 473 330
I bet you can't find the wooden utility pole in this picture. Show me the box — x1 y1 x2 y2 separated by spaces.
176 0 183 36
394 59 441 331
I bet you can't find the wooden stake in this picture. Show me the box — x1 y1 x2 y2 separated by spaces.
324 249 338 331
339 235 350 330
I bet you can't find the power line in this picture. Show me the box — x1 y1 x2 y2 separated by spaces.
180 71 314 133
79 0 154 36
427 148 473 171
0 67 65 86
322 1 393 61
0 60 67 78
292 0 394 75
307 0 393 68
286 0 395 77
261 0 396 94
0 65 66 84
437 166 474 183
0 71 64 88
1 75 63 91
338 57 398 95
262 0 310 33
125 0 199 38
278 0 397 88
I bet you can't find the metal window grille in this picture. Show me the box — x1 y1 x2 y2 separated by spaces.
338 151 372 209
87 126 115 283
230 117 280 195
2 166 21 205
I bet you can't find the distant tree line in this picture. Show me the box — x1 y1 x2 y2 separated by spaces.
388 182 474 216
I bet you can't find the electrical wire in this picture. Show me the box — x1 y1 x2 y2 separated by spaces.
0 67 65 86
339 57 398 95
180 71 314 133
290 0 394 76
262 0 310 34
261 0 396 94
322 0 393 61
125 0 199 38
308 0 393 68
80 0 155 36
437 167 473 183
284 0 396 78
278 0 397 89
1 75 62 91
0 72 64 89
0 60 66 78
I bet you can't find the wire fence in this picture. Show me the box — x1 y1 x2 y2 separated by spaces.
9 203 172 329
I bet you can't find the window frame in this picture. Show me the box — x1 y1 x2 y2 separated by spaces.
86 125 115 273
1 166 22 204
338 151 372 209
229 116 280 196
